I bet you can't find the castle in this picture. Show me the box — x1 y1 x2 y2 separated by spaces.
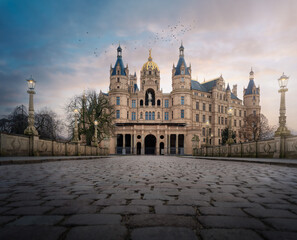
104 44 260 155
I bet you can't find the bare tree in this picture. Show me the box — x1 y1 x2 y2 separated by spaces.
0 105 28 134
66 89 115 145
240 113 276 142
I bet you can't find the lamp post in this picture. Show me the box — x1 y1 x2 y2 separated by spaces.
227 107 234 145
24 76 38 136
205 120 210 146
275 73 291 137
72 109 79 143
92 120 98 147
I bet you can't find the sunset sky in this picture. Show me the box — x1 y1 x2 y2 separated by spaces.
1 0 297 132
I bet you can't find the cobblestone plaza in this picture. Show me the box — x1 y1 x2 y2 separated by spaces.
0 156 296 240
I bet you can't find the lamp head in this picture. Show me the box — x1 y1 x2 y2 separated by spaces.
94 120 98 126
228 107 233 116
206 120 210 126
26 76 36 91
278 73 289 88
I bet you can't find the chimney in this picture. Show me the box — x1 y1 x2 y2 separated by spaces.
232 84 237 97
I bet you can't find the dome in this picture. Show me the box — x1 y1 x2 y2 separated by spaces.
142 49 159 72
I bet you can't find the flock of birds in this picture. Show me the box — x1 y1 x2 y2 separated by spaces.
76 20 197 58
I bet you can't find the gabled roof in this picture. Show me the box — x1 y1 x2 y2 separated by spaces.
191 80 207 92
111 57 126 76
201 78 220 92
174 56 190 76
231 92 239 100
245 79 259 95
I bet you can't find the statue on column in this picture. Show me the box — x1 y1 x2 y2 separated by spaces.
148 92 152 104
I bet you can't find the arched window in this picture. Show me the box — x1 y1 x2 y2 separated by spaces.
149 112 152 120
157 112 160 119
145 112 148 120
140 99 143 107
157 99 161 106
145 89 155 106
117 70 120 75
152 112 155 120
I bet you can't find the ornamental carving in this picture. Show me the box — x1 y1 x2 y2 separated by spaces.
11 138 21 151
264 143 271 153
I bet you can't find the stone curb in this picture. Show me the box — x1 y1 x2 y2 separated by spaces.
0 156 109 166
183 156 297 167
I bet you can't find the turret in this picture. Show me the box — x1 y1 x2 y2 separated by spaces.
243 68 261 116
109 45 129 91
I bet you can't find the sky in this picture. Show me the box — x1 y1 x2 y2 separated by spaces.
0 0 297 132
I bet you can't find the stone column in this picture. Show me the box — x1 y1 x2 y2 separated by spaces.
176 134 179 155
168 134 171 155
141 137 144 155
122 134 126 155
156 134 160 155
164 133 167 155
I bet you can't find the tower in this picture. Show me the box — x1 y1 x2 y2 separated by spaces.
243 68 261 116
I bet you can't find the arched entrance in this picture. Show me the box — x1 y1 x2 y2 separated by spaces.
137 142 141 155
160 142 164 155
145 134 156 155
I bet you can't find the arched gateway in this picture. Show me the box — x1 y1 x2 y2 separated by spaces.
145 134 156 155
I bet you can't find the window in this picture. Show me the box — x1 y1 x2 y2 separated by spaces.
157 99 161 106
149 112 152 120
221 106 223 113
127 111 129 119
225 118 227 125
196 102 199 110
181 70 184 74
116 110 120 119
234 120 237 127
181 77 184 82
152 112 155 120
239 110 242 117
218 105 220 113
140 100 143 106
157 112 160 119
181 110 184 119
117 70 120 75
234 109 237 116
221 117 224 125
203 115 206 123
172 98 174 105
140 112 143 119
132 112 136 120
218 116 220 124
149 71 151 75
220 94 222 100
165 99 169 108
132 100 136 108
196 114 199 122
116 97 120 105
202 128 205 136
203 103 206 111
145 112 148 120
253 110 256 116
239 120 242 127
209 116 212 124
181 96 184 105
127 99 129 106
209 104 212 112
244 111 246 117
253 96 256 100
165 112 169 120
218 129 220 137
117 77 120 82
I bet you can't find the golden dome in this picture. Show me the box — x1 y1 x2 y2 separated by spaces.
142 49 159 71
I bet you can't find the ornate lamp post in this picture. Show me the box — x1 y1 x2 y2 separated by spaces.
227 107 234 145
72 109 79 143
92 120 98 147
191 134 199 156
24 76 38 136
275 73 291 136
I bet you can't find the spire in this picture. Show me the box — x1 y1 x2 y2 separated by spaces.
148 49 152 61
117 43 122 58
226 83 230 91
249 67 254 80
179 43 184 57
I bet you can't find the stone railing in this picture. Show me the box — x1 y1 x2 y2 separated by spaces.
194 135 297 159
0 133 109 157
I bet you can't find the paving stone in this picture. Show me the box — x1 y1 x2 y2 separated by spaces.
200 229 263 240
199 207 247 216
244 208 297 218
6 206 53 215
198 216 267 230
63 214 121 225
155 205 196 215
131 227 198 240
0 226 66 240
100 205 149 214
50 205 98 215
263 218 297 231
7 200 44 207
260 231 297 240
9 215 63 226
0 216 17 225
65 225 127 240
93 199 126 206
130 199 164 205
127 214 197 228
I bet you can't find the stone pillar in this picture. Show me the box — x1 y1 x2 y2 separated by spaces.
164 133 167 155
156 134 160 155
141 137 144 155
176 134 179 155
122 134 126 155
133 134 137 155
29 135 39 156
168 134 171 155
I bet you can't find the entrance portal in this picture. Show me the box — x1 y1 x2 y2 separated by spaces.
137 142 141 155
145 134 156 155
160 142 164 155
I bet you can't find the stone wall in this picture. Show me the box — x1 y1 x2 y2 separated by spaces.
194 135 297 159
0 133 108 157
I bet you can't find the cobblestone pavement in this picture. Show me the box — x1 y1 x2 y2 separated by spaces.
0 155 296 240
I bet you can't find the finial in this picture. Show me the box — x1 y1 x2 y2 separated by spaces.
148 49 152 61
